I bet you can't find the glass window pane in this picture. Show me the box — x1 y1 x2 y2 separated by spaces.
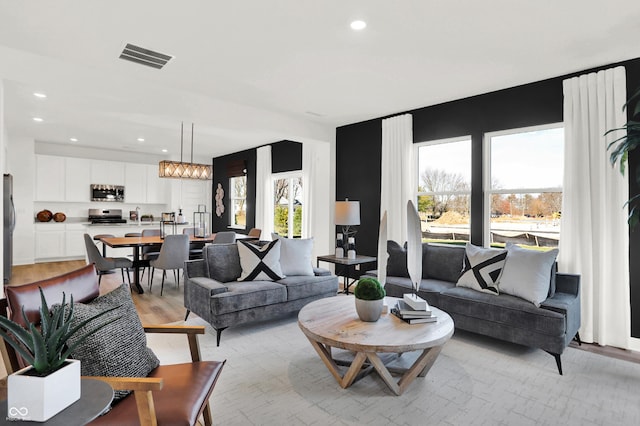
273 175 303 238
489 192 561 249
230 176 247 228
487 126 563 250
418 139 471 192
420 194 470 244
417 138 471 245
232 200 246 227
491 128 564 190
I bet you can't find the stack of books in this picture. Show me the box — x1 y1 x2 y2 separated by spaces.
391 300 437 324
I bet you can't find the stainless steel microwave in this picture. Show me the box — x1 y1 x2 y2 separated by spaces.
91 184 125 202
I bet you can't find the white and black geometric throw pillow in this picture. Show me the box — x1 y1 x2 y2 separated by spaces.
237 239 285 281
456 243 507 294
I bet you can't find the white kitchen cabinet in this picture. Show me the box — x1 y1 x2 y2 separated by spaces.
35 155 65 201
35 223 66 260
146 165 167 204
65 157 92 202
35 223 88 260
91 160 124 186
65 224 88 257
125 163 147 203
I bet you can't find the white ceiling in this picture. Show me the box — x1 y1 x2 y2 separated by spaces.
1 1 640 160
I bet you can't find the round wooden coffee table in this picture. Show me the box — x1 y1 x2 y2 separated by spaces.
298 296 454 395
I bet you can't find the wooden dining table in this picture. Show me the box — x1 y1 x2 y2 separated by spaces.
100 234 252 294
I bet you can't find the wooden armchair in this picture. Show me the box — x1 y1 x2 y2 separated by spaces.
0 265 225 426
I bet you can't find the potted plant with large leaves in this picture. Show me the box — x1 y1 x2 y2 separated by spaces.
0 288 117 422
607 86 640 226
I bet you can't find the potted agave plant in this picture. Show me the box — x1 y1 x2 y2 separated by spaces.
0 289 117 422
354 277 386 322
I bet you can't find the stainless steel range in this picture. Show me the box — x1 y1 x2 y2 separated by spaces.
88 209 127 224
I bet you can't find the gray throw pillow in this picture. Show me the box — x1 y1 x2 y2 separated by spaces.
277 237 314 276
456 243 507 295
499 243 559 307
204 243 242 282
549 262 557 298
425 243 465 282
386 240 409 277
65 284 159 401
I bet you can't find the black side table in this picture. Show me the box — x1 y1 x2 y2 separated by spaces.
0 378 113 425
317 254 377 294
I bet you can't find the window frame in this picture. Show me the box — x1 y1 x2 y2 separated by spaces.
414 135 472 243
272 171 303 238
229 175 247 229
482 122 564 247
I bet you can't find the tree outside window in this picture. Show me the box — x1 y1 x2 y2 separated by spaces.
230 175 246 228
485 124 564 250
416 137 472 244
273 174 302 238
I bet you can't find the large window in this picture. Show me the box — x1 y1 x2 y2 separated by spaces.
415 136 472 244
484 124 564 249
230 175 247 228
273 173 303 238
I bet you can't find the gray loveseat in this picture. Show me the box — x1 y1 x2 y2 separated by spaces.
184 243 339 345
363 242 581 374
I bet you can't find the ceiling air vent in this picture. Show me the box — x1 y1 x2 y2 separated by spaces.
119 43 172 69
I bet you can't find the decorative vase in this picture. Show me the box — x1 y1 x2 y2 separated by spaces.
355 298 384 322
7 359 81 422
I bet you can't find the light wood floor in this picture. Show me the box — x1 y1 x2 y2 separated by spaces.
7 260 187 325
6 260 640 366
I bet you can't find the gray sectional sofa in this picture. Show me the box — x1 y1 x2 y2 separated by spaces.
363 242 581 374
184 243 339 345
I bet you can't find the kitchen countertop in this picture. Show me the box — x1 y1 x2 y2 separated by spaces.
34 218 191 226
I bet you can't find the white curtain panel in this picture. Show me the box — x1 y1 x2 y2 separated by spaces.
560 66 630 348
255 145 274 240
381 114 415 244
303 142 332 258
302 143 315 239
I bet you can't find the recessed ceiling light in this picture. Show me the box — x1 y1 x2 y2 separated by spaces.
70 138 78 142
33 92 47 98
161 149 168 153
350 20 366 30
32 117 43 122
137 138 145 142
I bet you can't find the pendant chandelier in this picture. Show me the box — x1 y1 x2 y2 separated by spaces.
159 122 212 180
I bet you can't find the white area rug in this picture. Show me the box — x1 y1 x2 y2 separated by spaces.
147 314 640 425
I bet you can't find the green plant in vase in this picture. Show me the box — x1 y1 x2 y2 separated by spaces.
354 278 386 322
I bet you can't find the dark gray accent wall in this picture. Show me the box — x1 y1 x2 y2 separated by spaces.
211 148 256 233
336 57 640 336
272 140 302 173
211 140 303 234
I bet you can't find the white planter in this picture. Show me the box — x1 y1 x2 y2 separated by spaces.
8 359 81 422
355 298 384 322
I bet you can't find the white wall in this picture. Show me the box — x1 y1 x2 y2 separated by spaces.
169 179 212 224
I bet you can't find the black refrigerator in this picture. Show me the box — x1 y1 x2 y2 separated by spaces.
4 174 15 284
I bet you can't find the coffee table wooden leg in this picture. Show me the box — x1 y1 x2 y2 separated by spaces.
366 353 402 395
417 345 442 377
306 338 367 389
367 346 443 396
